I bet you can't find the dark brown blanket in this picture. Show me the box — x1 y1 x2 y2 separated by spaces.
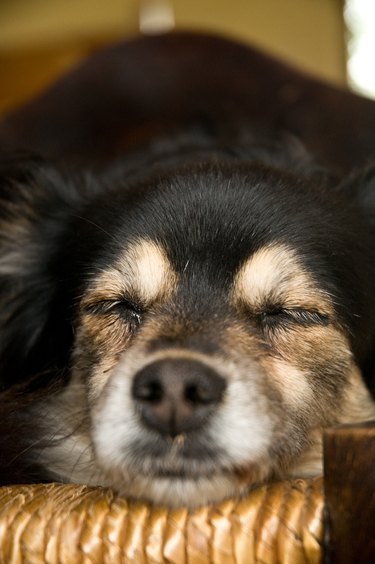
0 31 375 172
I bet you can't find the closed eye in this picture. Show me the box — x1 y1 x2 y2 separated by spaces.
260 308 329 328
84 297 143 325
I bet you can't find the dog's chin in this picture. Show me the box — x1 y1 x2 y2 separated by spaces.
93 449 270 507
99 467 253 508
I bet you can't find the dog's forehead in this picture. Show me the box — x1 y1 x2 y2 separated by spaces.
101 164 335 268
84 165 340 306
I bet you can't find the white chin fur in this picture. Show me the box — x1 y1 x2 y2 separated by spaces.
100 470 244 508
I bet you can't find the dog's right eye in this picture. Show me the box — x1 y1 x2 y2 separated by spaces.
84 298 143 325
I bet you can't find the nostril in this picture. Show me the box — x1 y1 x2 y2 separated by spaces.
185 381 222 404
132 378 163 402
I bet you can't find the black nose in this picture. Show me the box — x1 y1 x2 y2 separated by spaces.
132 358 226 437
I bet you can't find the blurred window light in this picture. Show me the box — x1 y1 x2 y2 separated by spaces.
139 0 175 35
345 0 375 99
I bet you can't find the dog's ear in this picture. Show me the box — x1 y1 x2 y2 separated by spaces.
0 155 85 390
337 163 375 226
337 164 375 394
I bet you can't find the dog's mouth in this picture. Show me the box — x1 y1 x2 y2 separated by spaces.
94 433 267 507
120 431 226 479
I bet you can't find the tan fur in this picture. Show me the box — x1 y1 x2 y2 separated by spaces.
289 363 375 480
82 238 177 309
265 360 313 409
232 243 333 315
72 315 133 400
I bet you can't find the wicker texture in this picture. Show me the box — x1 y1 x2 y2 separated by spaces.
0 478 323 563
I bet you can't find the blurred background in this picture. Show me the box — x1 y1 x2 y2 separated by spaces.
0 0 373 114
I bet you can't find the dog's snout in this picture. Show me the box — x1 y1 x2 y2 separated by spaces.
132 358 226 437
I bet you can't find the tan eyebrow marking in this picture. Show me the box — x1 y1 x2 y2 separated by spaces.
83 238 177 306
232 244 333 314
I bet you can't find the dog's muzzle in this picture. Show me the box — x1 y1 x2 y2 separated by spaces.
131 358 227 437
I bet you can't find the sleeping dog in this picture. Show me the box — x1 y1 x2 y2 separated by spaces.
0 135 375 507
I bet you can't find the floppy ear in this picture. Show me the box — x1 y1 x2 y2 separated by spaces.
337 163 375 226
336 164 375 394
0 155 84 390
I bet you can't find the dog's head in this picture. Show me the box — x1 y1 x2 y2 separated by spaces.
1 148 375 506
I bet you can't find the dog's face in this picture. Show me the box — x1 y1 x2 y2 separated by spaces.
1 154 375 507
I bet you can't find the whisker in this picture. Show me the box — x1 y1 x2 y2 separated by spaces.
7 435 47 467
72 214 119 244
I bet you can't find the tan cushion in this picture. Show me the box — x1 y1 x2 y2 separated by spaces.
0 478 323 563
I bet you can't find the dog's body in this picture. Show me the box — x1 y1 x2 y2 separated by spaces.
0 135 375 507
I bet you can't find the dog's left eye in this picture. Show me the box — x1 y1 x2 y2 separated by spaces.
260 308 329 327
